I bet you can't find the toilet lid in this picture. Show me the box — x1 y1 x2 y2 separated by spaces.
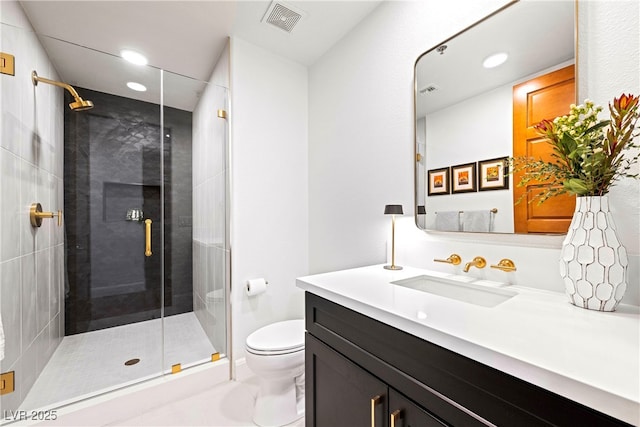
246 319 305 353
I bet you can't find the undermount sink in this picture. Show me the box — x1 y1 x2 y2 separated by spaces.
391 275 517 308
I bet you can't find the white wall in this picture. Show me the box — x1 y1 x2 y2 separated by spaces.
308 0 639 306
0 0 65 411
309 0 509 273
578 0 640 256
229 37 308 360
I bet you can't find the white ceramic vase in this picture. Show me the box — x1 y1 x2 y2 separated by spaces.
559 196 628 311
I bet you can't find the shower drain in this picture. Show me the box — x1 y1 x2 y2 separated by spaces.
124 358 140 366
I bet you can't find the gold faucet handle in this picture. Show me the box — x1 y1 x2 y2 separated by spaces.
491 259 516 272
433 254 462 265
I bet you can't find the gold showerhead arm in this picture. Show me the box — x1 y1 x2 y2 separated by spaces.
31 70 94 111
32 70 80 98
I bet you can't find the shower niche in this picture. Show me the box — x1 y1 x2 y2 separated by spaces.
96 182 161 298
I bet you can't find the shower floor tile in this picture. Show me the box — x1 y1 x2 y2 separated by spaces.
20 313 216 411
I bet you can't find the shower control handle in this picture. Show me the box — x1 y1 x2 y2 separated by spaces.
30 203 62 227
145 219 152 257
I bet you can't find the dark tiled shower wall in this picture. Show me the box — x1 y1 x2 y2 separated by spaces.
64 88 193 334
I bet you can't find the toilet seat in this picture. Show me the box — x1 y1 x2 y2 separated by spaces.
246 319 305 355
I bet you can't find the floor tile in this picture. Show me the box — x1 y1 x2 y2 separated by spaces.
111 378 305 427
20 313 215 411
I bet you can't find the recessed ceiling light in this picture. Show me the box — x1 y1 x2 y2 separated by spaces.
120 50 148 66
127 82 147 92
483 52 508 69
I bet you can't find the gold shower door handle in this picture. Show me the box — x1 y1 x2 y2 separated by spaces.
145 219 152 257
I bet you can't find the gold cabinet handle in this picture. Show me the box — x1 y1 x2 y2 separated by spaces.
491 258 516 272
371 395 382 427
30 202 62 227
433 253 461 265
390 409 402 427
145 219 152 257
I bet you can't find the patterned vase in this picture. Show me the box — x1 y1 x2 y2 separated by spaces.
559 196 628 311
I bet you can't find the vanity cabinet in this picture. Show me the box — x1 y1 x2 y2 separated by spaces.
307 334 446 427
304 292 632 427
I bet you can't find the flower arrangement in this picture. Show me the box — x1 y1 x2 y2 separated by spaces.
511 93 640 204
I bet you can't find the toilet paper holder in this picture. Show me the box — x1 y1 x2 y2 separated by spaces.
246 278 269 296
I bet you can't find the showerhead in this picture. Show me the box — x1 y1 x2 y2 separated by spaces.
69 98 94 111
32 70 94 112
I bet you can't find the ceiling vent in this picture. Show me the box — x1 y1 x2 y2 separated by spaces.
262 1 306 34
419 84 440 95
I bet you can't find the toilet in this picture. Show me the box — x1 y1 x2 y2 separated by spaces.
245 319 305 427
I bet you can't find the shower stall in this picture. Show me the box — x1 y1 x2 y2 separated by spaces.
0 23 230 416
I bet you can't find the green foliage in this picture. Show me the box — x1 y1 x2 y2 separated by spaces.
510 94 640 204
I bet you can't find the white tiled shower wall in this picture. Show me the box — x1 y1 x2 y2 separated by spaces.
0 1 65 412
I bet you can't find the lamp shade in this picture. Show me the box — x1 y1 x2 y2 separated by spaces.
384 204 403 215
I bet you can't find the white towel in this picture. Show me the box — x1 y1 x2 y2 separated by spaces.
0 313 5 361
435 211 460 231
463 210 493 232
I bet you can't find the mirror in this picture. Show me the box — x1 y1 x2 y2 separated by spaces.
414 0 576 234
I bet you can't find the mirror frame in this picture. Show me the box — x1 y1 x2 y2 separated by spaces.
413 0 578 238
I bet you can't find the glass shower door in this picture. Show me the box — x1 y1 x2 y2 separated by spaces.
161 71 229 372
60 50 167 401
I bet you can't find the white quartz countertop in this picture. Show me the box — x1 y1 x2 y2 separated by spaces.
296 265 640 425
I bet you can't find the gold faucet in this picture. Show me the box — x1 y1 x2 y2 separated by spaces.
433 254 462 265
463 256 486 272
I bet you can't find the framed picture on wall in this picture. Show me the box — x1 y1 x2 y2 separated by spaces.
427 167 450 195
478 157 509 191
451 162 476 193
